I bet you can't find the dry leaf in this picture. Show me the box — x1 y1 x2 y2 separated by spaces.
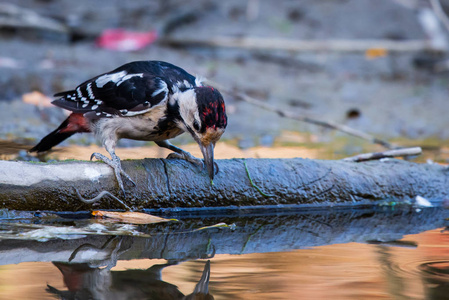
22 91 53 107
92 211 177 224
365 48 388 59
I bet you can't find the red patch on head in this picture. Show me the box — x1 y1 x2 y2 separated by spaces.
195 86 227 131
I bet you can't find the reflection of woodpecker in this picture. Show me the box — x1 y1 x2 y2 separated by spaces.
46 260 214 299
30 61 227 194
184 260 214 300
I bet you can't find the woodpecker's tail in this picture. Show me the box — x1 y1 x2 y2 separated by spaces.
30 113 90 153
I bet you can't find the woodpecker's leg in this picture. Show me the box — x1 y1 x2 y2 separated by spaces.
90 141 136 195
155 140 203 167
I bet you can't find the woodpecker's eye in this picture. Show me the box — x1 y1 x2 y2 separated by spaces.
193 120 200 131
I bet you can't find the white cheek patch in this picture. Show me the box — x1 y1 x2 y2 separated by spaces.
176 89 199 128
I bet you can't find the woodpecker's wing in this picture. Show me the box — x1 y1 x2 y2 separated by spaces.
52 72 170 118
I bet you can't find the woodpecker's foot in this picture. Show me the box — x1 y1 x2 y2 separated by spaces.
166 151 204 168
90 152 136 194
166 151 219 175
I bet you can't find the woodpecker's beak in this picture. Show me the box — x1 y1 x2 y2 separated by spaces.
199 142 215 180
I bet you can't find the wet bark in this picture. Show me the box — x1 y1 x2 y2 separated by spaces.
0 158 448 211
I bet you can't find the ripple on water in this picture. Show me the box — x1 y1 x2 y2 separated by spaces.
419 261 449 282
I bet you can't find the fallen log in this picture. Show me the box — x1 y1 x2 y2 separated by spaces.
0 158 448 211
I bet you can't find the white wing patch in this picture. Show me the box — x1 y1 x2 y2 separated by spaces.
122 107 153 117
95 71 127 88
116 73 144 86
151 80 168 97
183 80 193 88
173 79 195 93
87 83 94 99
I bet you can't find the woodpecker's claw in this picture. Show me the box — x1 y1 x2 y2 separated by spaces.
166 151 219 177
166 151 204 168
90 152 136 195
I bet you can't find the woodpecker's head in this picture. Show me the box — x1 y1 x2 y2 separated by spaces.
172 86 227 180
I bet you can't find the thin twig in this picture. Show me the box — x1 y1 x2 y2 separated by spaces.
74 188 131 210
207 80 394 149
342 147 422 162
417 2 449 51
430 0 449 34
0 4 68 33
161 36 447 53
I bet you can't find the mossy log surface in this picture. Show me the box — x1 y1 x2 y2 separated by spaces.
0 158 448 211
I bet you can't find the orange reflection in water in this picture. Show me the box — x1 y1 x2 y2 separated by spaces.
0 228 448 299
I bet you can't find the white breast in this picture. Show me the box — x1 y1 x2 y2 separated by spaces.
92 104 183 144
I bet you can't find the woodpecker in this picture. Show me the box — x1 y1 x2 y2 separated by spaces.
30 61 227 194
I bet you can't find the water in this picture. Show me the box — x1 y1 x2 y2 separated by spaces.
0 207 448 299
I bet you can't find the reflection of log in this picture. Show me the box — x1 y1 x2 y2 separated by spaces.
0 158 448 211
0 208 448 265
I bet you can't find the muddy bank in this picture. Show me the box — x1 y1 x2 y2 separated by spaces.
0 158 447 211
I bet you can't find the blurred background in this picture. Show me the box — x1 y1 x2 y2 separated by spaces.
2 2 449 299
1 0 449 162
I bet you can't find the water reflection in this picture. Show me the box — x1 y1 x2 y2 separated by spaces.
47 260 213 300
0 207 449 299
420 261 449 300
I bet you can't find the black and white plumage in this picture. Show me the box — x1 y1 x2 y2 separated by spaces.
30 61 227 194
